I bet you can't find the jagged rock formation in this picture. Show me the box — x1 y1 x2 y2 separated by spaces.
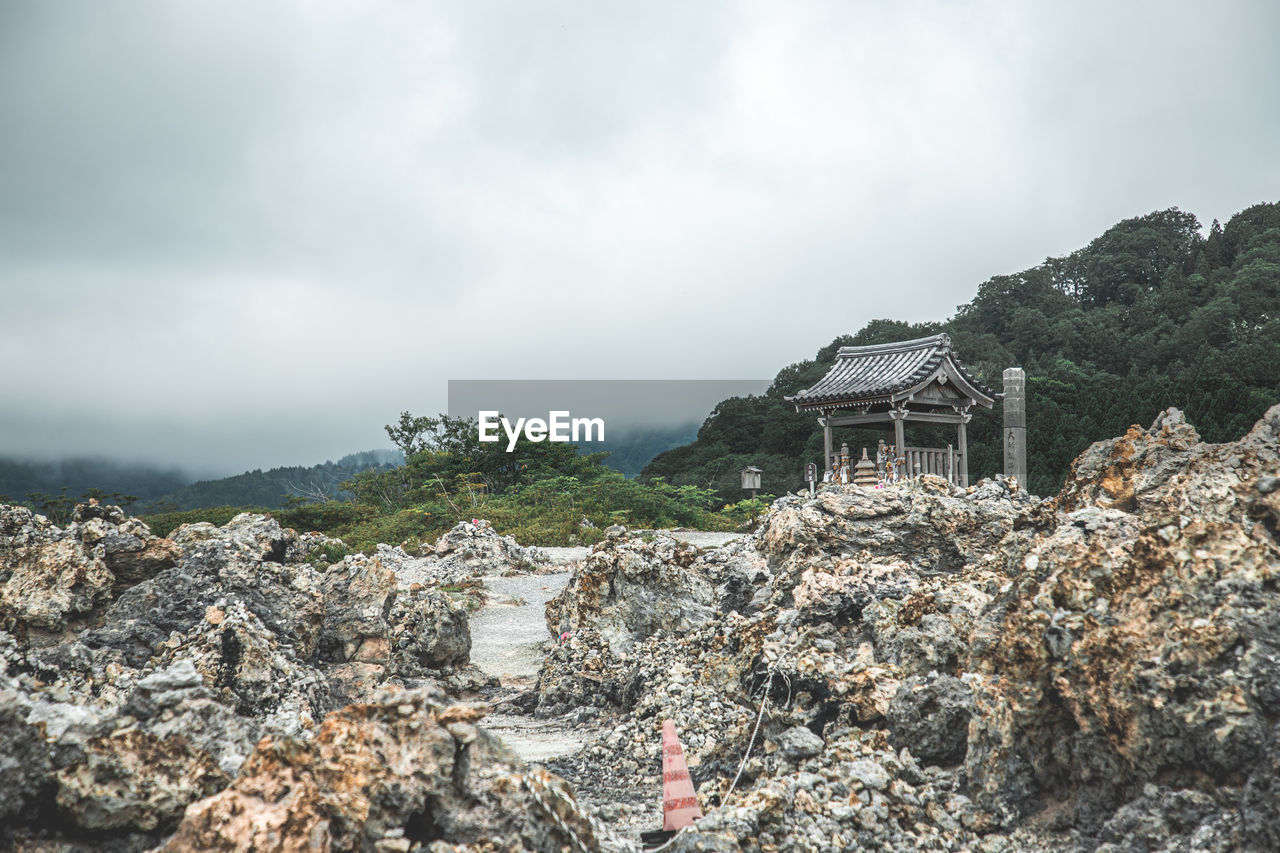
0 509 546 851
535 405 1280 852
1 501 179 635
361 520 553 598
432 518 549 567
545 532 767 654
164 686 600 853
2 404 1277 851
964 404 1280 846
757 473 1034 581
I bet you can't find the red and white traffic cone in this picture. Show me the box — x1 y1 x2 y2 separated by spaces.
642 719 705 848
660 719 703 831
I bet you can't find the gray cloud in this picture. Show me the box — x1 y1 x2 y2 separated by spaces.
2 0 1278 473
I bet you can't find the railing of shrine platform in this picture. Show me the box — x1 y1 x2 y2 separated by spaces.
901 445 962 486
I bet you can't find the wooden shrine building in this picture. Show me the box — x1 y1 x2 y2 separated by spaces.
785 334 995 487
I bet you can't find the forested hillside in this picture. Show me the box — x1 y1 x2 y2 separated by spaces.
140 450 402 512
642 202 1280 499
0 458 189 510
0 451 402 521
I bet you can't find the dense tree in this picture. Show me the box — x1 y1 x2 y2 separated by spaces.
132 451 402 512
0 451 404 515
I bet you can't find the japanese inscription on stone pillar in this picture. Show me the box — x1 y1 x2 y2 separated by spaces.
1003 367 1027 485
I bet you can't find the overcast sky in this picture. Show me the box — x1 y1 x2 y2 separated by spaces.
2 1 1278 475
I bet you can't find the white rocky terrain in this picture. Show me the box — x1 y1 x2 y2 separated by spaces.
1 405 1278 852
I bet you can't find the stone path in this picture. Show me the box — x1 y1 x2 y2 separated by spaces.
469 531 747 851
470 570 582 763
470 570 571 688
539 545 591 565
658 530 746 549
469 531 745 766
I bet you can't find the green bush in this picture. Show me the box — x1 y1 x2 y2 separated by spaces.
274 501 377 533
305 540 355 569
721 495 776 527
141 505 266 538
137 414 755 550
332 508 440 553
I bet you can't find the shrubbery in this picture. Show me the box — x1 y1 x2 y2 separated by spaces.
139 414 747 550
143 505 258 538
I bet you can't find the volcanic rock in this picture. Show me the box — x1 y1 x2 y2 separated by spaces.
389 586 472 672
367 521 552 594
163 686 600 853
545 533 767 653
756 474 1031 583
0 682 55 824
539 406 1280 852
429 519 549 575
0 502 178 637
319 552 397 663
965 405 1280 840
775 725 824 761
0 506 495 851
885 673 973 766
55 728 230 832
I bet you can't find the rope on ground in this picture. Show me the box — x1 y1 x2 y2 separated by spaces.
541 774 633 852
524 772 595 853
724 668 776 804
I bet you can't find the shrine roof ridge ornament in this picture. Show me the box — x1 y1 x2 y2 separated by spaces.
785 333 996 411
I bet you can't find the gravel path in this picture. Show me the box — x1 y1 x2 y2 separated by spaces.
659 530 746 548
470 531 746 773
539 545 591 564
470 570 589 765
470 571 569 687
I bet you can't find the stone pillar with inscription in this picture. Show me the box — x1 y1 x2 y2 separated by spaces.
1002 367 1027 486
